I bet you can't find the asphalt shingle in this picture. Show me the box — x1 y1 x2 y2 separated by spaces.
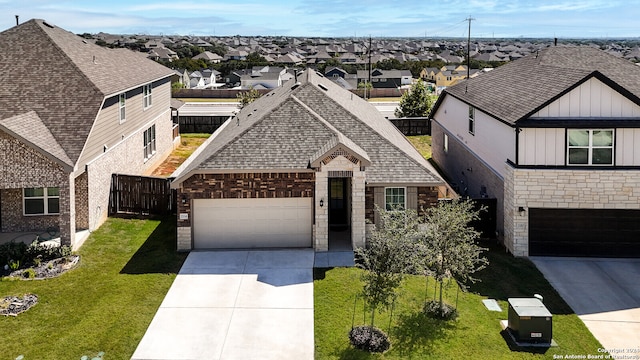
0 19 174 164
173 69 443 186
439 46 640 125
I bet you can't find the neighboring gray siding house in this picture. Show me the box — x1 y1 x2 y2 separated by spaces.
430 46 640 258
357 69 413 88
171 69 444 251
0 19 176 249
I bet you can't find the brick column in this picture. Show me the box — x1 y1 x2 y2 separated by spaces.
58 173 76 248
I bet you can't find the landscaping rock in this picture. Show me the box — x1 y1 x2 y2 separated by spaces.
7 255 79 280
0 294 38 316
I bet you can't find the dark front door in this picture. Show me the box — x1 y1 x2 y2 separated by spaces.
329 178 348 229
529 208 640 257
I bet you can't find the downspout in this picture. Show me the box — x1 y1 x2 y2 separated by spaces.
514 126 521 166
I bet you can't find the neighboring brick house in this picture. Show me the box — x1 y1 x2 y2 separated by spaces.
430 46 640 258
0 19 176 249
171 69 444 251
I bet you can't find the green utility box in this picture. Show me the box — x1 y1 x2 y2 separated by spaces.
507 298 552 344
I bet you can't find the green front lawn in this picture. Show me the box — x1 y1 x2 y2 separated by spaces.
407 135 432 159
314 242 604 359
0 217 187 359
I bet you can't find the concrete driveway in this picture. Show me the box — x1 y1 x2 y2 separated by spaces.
131 249 315 360
531 257 640 358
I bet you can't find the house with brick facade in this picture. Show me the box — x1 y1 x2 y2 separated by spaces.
171 69 444 251
430 46 640 258
0 19 176 249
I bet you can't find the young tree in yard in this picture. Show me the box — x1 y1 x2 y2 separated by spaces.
419 199 488 318
352 207 422 351
395 79 432 118
237 87 261 109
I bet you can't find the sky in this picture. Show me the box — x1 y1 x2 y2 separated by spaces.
1 0 640 38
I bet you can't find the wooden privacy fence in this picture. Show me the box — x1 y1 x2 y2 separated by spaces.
109 174 175 216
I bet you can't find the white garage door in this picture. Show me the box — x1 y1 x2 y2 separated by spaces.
193 197 313 249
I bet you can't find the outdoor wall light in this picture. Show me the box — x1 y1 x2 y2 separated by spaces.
320 198 324 207
181 195 187 204
518 206 526 216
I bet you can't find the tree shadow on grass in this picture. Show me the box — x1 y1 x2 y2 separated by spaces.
120 216 188 274
466 241 573 315
390 309 457 358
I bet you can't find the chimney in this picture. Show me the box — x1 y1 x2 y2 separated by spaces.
15 15 19 26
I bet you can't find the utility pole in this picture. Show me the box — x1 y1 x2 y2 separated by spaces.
367 35 372 100
466 16 475 80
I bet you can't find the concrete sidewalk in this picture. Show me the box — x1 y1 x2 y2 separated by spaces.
131 249 315 360
531 257 640 359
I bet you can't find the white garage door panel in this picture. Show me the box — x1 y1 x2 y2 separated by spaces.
193 198 312 249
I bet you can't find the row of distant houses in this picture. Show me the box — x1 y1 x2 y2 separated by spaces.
174 65 488 91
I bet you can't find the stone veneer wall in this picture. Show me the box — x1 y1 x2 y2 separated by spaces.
504 165 640 256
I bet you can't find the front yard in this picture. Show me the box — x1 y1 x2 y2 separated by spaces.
0 217 187 359
314 242 604 359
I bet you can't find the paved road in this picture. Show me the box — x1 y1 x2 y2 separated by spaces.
531 257 640 359
131 249 314 360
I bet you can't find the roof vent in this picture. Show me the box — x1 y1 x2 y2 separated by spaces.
82 39 88 44
42 21 54 29
291 82 302 90
315 71 325 78
318 83 328 91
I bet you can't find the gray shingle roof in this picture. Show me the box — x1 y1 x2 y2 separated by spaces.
436 46 640 125
0 19 174 164
0 111 73 170
172 69 443 186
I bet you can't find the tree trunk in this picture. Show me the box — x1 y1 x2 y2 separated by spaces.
439 280 444 310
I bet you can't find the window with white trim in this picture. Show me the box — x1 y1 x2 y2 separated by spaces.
143 125 156 160
143 83 152 109
24 187 59 215
468 105 475 135
567 129 614 165
443 133 449 154
385 187 406 211
119 93 126 123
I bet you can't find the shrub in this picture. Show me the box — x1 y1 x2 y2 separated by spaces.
26 241 72 264
424 300 458 320
0 242 27 266
349 325 390 353
9 260 20 271
22 268 36 279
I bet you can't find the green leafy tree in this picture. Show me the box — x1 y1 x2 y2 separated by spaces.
395 79 432 118
418 199 488 313
237 87 262 109
356 207 421 335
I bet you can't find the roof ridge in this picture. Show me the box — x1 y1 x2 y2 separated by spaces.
32 20 103 96
305 73 441 179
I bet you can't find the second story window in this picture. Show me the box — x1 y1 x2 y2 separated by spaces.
143 84 153 109
468 105 475 135
119 93 126 123
567 129 614 165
